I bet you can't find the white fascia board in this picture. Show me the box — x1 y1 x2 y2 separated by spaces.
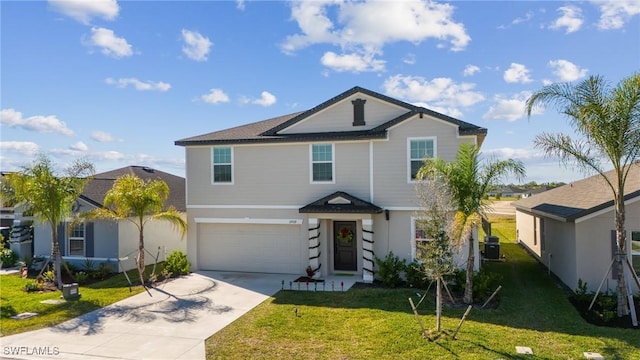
195 217 303 225
575 195 640 224
187 205 302 209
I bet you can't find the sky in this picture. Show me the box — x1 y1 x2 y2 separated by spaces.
1 0 639 184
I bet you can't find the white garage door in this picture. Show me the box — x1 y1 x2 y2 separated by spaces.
197 223 305 274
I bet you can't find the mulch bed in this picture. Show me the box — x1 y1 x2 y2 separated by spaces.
293 276 325 283
569 295 640 329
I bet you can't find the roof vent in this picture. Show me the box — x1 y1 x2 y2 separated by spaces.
352 98 366 126
142 167 155 173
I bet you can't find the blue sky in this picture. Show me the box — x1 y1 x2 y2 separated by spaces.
1 0 638 183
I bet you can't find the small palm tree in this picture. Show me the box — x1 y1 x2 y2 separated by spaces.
418 143 525 304
86 174 186 288
525 73 640 317
0 154 94 289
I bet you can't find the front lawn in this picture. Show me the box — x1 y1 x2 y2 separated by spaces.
205 217 639 359
0 265 163 336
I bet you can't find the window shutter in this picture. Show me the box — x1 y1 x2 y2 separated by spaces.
57 223 66 256
86 222 94 257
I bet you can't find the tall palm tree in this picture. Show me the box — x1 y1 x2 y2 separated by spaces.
86 174 187 288
525 73 640 317
418 143 525 304
0 154 94 289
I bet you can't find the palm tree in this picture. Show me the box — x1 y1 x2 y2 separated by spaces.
525 73 640 317
86 174 186 288
0 154 94 289
418 143 525 304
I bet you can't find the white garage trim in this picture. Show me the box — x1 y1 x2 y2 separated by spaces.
195 217 303 225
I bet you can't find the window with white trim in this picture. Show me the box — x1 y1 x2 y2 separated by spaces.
408 138 435 181
411 217 434 261
212 146 233 184
68 222 85 256
311 143 334 183
632 231 640 277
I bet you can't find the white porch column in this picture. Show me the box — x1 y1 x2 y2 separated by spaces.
308 218 321 276
362 219 374 283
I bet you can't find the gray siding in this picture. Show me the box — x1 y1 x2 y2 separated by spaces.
279 94 407 134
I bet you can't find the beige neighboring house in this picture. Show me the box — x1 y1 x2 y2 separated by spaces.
513 164 640 293
175 86 486 282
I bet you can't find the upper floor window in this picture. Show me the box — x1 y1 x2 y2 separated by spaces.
212 146 233 184
408 138 436 181
68 222 85 257
311 143 334 183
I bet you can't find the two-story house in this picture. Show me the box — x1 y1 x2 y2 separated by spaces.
175 86 486 282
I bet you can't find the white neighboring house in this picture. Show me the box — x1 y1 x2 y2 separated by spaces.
175 86 485 282
513 164 640 293
31 166 186 272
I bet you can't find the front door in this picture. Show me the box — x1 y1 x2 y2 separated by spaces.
334 221 357 271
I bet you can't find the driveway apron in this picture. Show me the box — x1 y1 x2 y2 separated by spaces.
1 272 284 360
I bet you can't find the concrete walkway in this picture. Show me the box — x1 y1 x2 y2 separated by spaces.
1 271 287 360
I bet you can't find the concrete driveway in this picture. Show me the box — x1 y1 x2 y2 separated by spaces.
1 271 285 360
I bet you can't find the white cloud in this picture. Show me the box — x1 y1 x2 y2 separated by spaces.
382 74 484 117
503 63 533 84
482 91 542 122
181 29 212 62
463 64 480 77
105 77 171 91
549 6 583 33
200 89 230 104
0 141 40 156
70 141 88 152
1 108 74 136
595 0 640 30
482 147 543 160
281 1 470 71
320 51 385 73
252 91 277 107
548 59 588 81
85 27 133 58
403 53 416 65
498 10 535 29
236 0 245 11
91 131 120 142
49 0 119 24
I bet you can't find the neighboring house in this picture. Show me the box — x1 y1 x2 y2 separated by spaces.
175 86 485 282
30 166 186 272
488 186 525 198
513 164 640 293
520 186 551 198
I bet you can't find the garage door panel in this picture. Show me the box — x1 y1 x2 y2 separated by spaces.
197 223 304 274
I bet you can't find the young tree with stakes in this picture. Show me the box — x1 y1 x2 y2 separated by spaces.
0 154 94 289
525 73 640 318
85 174 186 290
414 174 457 332
418 143 525 304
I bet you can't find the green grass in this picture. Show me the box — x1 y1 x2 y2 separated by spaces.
205 216 640 359
0 265 164 336
482 214 517 243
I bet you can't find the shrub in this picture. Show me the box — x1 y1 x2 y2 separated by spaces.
451 268 502 303
75 271 89 284
1 249 18 268
164 250 190 277
42 270 55 283
375 251 406 288
82 258 95 272
405 260 429 289
91 262 112 280
24 281 41 292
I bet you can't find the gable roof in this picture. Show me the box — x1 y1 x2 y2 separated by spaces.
299 191 383 214
81 166 185 212
512 163 640 222
175 86 486 146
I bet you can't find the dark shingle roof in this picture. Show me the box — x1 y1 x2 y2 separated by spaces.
81 166 185 212
512 163 640 221
299 191 383 214
175 86 487 146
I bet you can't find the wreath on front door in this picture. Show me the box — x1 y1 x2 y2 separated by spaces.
337 227 353 245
